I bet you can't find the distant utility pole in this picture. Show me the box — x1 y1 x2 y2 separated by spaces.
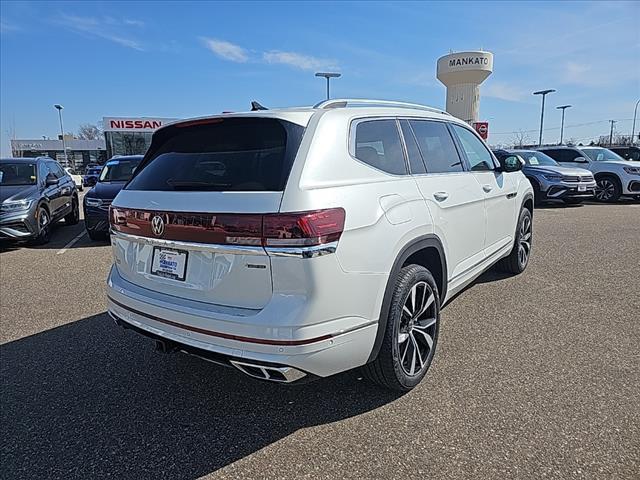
609 120 616 146
315 72 341 100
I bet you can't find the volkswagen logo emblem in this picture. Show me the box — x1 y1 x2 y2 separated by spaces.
151 215 165 237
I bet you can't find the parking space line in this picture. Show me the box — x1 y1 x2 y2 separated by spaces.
56 231 87 255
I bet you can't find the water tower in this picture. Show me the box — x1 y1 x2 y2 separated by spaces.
436 51 493 123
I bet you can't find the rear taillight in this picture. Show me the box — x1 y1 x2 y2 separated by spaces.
110 207 345 249
263 208 345 247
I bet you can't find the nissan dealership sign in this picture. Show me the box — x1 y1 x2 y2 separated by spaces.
103 117 177 132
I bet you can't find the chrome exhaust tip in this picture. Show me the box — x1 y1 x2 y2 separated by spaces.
230 360 307 383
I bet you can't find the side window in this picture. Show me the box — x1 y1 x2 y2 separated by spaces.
547 149 580 163
540 149 561 161
354 119 407 175
48 162 65 179
38 162 49 184
451 125 495 171
399 120 426 174
409 120 463 173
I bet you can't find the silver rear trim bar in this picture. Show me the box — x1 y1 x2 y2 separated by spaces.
314 98 451 116
110 230 266 256
112 230 338 259
264 241 338 258
230 360 307 383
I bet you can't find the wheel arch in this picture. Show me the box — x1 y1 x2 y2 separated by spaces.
367 234 447 363
594 171 622 186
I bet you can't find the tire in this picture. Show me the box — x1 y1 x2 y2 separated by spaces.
87 229 107 241
594 175 621 202
496 207 532 275
32 206 52 245
64 198 80 225
562 198 583 205
363 264 440 392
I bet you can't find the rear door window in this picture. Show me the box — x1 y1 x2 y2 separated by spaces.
353 119 407 175
409 120 464 173
126 117 304 192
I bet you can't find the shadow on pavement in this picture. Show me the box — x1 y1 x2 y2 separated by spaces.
0 313 401 480
0 222 109 253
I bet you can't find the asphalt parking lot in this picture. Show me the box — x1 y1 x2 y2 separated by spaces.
1 200 639 480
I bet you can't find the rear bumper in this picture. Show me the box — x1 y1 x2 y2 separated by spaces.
106 265 379 378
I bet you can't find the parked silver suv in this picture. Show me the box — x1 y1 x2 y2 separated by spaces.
107 99 533 391
1 157 79 244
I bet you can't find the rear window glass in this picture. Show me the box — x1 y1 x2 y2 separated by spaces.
126 118 304 192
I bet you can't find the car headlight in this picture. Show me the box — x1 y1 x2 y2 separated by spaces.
542 173 563 181
623 166 640 175
0 199 33 213
85 197 103 207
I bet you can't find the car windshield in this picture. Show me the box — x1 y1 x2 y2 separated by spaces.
87 168 102 175
582 148 625 162
514 151 559 167
0 162 37 186
99 159 141 182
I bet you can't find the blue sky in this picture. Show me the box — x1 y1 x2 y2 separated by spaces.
1 0 639 156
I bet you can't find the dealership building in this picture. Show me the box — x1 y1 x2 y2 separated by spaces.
10 116 177 173
103 117 177 158
10 138 107 172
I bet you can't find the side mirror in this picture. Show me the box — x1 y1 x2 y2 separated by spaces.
498 155 523 173
574 156 588 163
45 173 59 186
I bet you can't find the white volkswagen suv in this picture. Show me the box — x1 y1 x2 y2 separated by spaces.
107 99 534 391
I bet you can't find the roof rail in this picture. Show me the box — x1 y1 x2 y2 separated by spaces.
313 98 450 116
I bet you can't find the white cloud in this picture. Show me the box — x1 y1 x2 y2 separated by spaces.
0 20 20 33
201 38 249 62
483 81 527 102
55 14 144 51
263 50 337 71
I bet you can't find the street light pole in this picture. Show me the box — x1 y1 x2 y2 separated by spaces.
609 120 616 146
631 98 640 145
53 104 68 167
315 72 341 100
556 105 572 145
533 89 555 146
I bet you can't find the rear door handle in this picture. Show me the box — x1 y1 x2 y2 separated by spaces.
433 192 449 202
482 184 493 193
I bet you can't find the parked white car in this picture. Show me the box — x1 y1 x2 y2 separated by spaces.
107 99 534 391
64 167 83 191
537 146 640 201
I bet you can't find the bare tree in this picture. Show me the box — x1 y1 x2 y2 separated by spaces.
510 130 531 148
77 123 103 140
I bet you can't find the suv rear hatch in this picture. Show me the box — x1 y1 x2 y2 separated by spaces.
110 116 307 310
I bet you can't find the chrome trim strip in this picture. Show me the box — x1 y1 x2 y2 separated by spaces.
110 230 266 256
264 241 338 258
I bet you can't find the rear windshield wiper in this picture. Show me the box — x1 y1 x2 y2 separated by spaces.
165 180 232 191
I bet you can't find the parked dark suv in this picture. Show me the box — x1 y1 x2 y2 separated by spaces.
609 146 640 162
83 155 142 240
0 157 79 244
